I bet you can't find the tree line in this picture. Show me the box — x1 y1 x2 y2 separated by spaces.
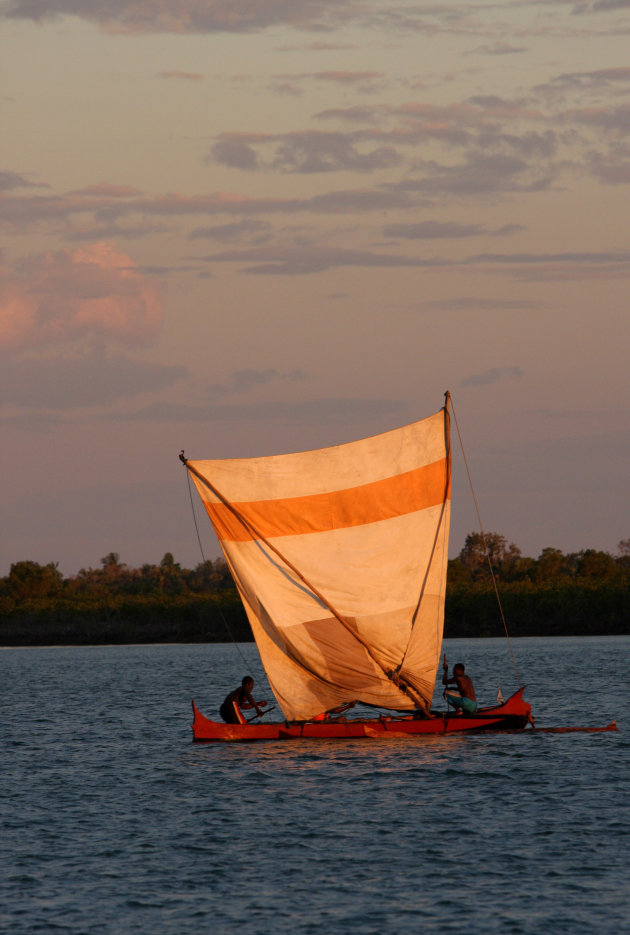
0 552 246 646
1 536 629 645
445 534 629 638
451 532 630 584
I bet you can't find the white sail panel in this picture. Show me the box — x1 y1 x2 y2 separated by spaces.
188 408 451 721
191 414 448 504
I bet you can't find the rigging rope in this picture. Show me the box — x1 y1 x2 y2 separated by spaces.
184 464 254 673
449 398 522 688
185 464 207 564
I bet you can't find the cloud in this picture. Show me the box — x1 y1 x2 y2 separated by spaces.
1 348 187 408
271 70 384 86
1 0 366 34
477 130 557 159
423 297 542 311
312 100 559 178
276 41 357 53
193 242 630 279
473 42 528 56
5 0 558 40
189 219 272 241
319 98 541 133
405 152 554 195
210 135 261 170
0 188 139 229
191 243 630 279
570 103 630 134
311 70 384 85
268 80 305 97
267 69 385 97
271 133 400 174
210 129 401 174
1 186 416 231
315 104 385 125
383 220 487 240
465 249 630 280
0 243 164 353
460 366 524 388
65 221 176 242
2 0 627 41
469 250 630 265
2 50 624 252
0 170 44 191
571 1 630 11
303 188 412 212
205 368 308 399
197 243 446 275
590 0 630 9
540 67 630 93
71 183 143 198
588 148 630 184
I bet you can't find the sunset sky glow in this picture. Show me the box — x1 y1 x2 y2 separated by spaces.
1 0 629 575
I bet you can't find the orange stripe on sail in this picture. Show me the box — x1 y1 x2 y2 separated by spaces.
202 459 450 542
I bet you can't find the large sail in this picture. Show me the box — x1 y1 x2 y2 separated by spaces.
186 401 451 721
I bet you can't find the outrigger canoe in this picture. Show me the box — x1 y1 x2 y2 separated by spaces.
182 394 617 742
191 688 535 742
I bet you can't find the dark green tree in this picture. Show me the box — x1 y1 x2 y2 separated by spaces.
7 561 64 600
576 549 618 580
459 532 521 578
534 547 569 582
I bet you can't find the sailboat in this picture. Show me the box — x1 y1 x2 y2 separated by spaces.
183 392 534 741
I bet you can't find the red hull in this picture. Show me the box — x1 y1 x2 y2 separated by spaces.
191 688 536 742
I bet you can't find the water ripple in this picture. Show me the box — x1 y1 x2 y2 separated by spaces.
1 637 627 934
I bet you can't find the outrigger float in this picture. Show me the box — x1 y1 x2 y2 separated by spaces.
182 393 617 744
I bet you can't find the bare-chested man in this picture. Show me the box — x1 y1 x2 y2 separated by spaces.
442 655 477 715
219 676 268 724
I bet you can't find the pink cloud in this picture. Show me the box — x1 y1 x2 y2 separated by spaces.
0 242 164 353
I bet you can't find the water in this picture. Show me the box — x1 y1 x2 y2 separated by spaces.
1 637 628 934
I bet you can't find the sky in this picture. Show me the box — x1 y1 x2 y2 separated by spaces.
1 0 629 577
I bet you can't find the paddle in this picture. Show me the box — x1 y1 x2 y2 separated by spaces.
247 706 276 723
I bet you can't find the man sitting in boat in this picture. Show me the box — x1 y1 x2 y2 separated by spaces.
220 676 268 724
442 656 477 715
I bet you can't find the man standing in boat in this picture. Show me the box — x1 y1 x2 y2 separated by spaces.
442 656 477 715
220 676 268 724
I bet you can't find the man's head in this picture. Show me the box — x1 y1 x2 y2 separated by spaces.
242 676 254 689
453 663 465 675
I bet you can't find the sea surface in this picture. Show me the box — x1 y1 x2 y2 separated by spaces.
1 636 628 934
